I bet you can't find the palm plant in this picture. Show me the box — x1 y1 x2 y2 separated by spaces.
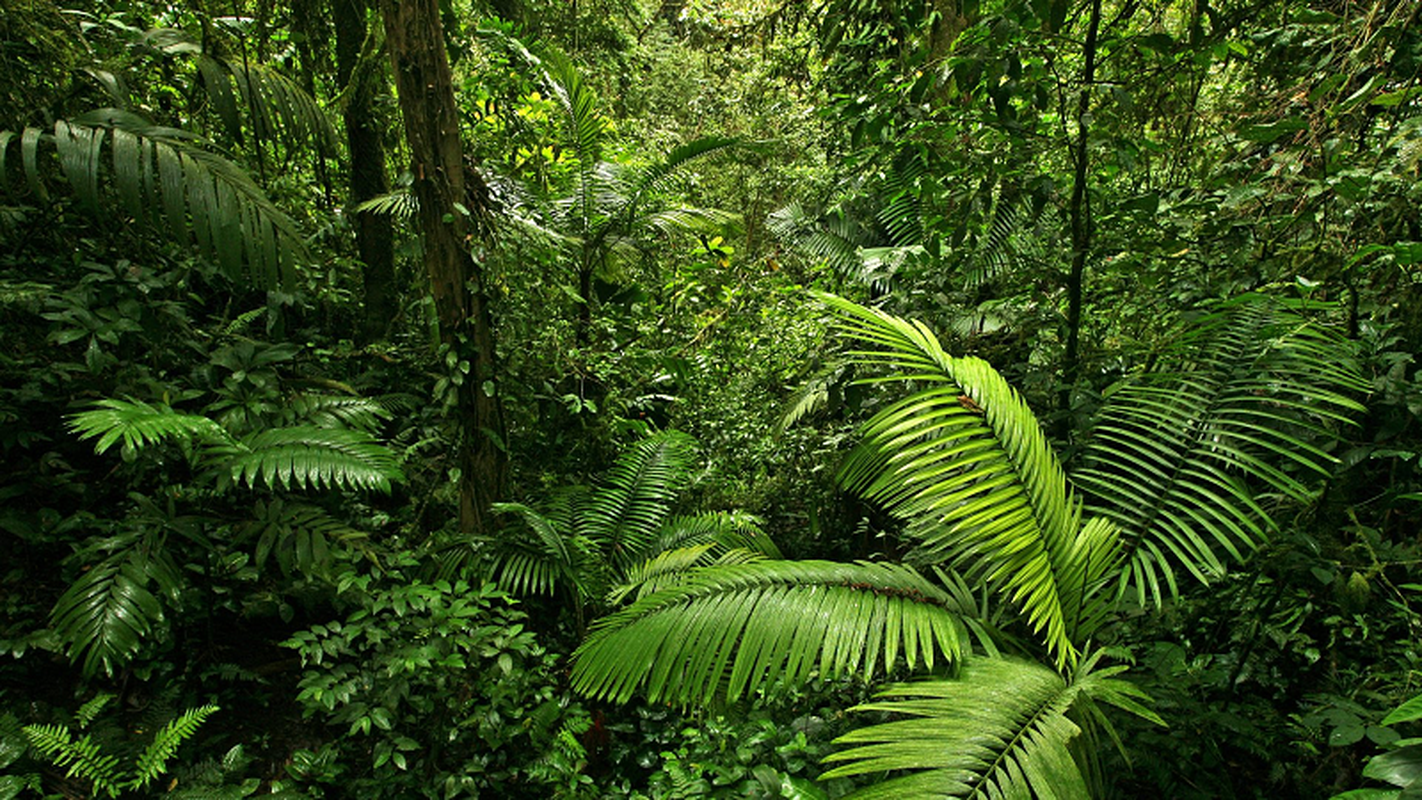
484 29 744 343
55 394 403 677
479 431 779 633
0 21 337 288
570 293 1365 796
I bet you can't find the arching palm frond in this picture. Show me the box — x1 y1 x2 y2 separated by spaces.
959 188 1060 289
579 431 697 575
571 561 971 706
823 293 1089 667
71 399 404 493
768 200 880 288
653 511 781 558
822 656 1161 799
237 500 370 580
284 394 392 433
196 55 339 155
50 543 182 679
609 511 780 602
1071 295 1368 606
221 426 404 493
69 398 235 454
1 111 308 287
487 498 586 598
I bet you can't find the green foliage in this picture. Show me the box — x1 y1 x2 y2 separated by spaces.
823 656 1159 798
0 112 308 287
485 431 775 626
1073 295 1369 606
70 398 404 493
22 703 218 798
573 560 974 705
283 568 585 798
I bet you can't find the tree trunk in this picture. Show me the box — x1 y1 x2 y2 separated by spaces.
335 0 397 342
1060 0 1103 432
380 0 506 533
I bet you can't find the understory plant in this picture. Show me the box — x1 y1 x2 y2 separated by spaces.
570 292 1367 796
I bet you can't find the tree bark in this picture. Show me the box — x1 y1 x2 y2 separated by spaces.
380 0 506 533
1060 0 1103 431
334 0 397 342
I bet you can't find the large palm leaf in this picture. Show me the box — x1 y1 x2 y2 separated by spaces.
1 110 308 287
1070 295 1368 605
821 655 1161 799
69 398 404 493
571 560 974 706
824 293 1097 666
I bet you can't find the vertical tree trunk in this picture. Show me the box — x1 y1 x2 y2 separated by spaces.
380 0 506 533
334 0 397 342
1060 0 1103 431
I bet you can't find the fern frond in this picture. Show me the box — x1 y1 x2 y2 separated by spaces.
1072 295 1367 605
823 293 1084 667
224 426 404 492
69 398 235 455
22 724 123 798
73 693 115 729
130 705 219 791
571 560 970 706
0 111 307 287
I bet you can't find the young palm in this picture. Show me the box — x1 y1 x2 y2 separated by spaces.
571 293 1364 797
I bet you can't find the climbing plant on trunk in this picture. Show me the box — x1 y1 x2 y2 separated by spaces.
380 0 506 533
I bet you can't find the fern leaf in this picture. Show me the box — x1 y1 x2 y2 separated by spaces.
571 560 970 706
130 705 219 791
22 725 123 798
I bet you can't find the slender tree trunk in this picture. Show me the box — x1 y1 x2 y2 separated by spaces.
380 0 506 533
1060 0 1103 430
335 0 397 342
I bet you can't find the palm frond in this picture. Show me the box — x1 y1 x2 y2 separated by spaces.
617 136 745 215
49 552 171 678
654 511 781 558
579 431 696 575
768 201 877 285
354 187 417 219
284 394 392 433
488 500 586 597
1 111 308 287
223 426 404 493
197 55 338 155
70 398 235 455
822 655 1160 798
238 500 369 579
571 560 970 706
1071 295 1367 605
611 512 780 602
823 293 1084 666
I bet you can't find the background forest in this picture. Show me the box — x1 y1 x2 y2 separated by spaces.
1 0 1421 797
